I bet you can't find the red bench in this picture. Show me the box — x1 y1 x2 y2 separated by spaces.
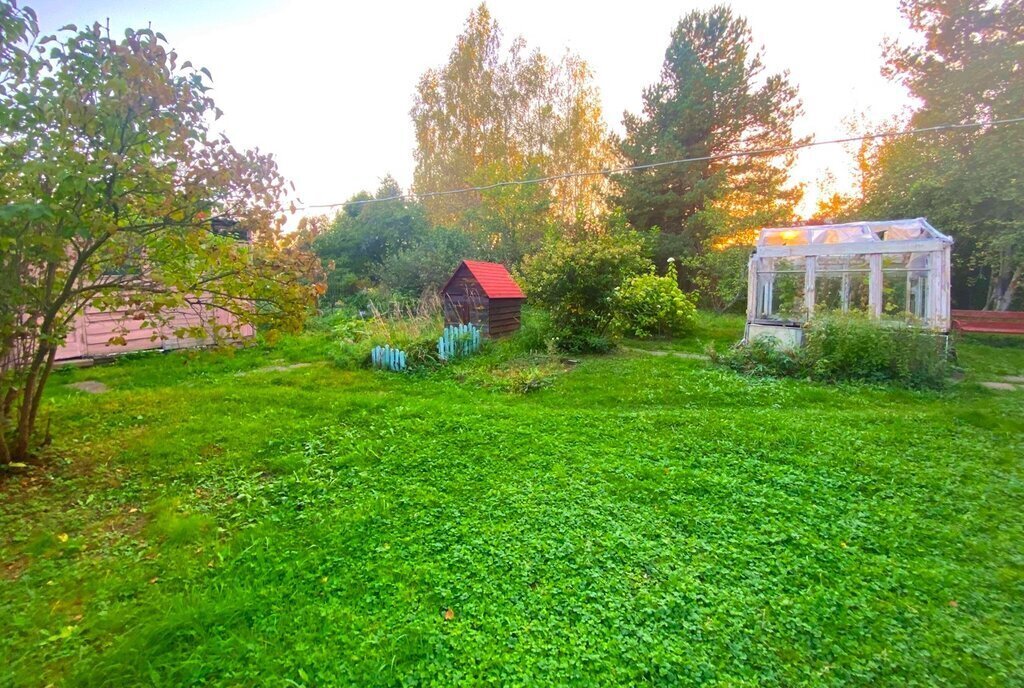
951 309 1024 335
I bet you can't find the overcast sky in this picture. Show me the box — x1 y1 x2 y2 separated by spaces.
32 0 916 220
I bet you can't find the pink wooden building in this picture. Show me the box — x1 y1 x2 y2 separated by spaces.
54 304 253 362
54 219 254 362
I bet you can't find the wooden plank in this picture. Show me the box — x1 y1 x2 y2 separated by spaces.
804 256 816 316
954 323 1024 334
869 254 883 317
758 238 948 258
952 310 1024 321
746 254 757 322
939 244 952 329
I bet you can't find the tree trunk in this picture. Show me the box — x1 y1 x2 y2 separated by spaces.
988 262 1021 312
5 339 55 464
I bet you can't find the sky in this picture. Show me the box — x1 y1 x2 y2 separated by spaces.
32 0 917 221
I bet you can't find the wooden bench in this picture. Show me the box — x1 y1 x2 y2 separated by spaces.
951 309 1024 335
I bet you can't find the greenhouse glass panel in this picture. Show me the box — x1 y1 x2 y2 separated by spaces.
755 257 805 322
815 256 870 314
882 253 931 319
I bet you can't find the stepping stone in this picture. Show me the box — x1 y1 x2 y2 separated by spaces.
980 381 1018 391
68 380 108 394
1000 375 1024 383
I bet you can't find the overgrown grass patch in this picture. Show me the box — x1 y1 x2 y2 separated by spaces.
1 322 1023 686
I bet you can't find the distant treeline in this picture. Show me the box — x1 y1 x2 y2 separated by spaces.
303 1 1023 312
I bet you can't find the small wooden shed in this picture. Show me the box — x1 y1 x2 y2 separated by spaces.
441 260 525 337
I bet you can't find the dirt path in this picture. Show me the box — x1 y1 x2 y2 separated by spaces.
623 347 708 361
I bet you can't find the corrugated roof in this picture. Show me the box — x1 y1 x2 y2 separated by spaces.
447 260 525 299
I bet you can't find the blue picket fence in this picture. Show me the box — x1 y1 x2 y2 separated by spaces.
370 345 407 371
371 323 481 372
437 323 482 361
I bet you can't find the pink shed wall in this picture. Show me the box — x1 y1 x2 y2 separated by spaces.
55 305 254 361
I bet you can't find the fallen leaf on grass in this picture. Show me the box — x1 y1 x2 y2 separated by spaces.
443 608 455 621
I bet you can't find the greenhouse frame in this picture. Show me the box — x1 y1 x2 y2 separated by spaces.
745 218 953 347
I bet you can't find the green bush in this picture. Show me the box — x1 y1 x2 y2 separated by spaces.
519 224 651 352
711 313 948 389
710 335 805 378
373 226 474 297
613 259 697 338
498 307 555 356
804 314 948 388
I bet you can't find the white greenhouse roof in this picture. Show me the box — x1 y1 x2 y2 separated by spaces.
757 218 952 248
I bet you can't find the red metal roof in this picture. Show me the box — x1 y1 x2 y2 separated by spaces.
447 260 525 299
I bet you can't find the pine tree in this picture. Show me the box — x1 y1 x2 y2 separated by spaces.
617 5 803 296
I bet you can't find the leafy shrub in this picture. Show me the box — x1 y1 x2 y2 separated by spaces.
328 294 444 371
681 244 752 314
613 259 697 338
401 336 443 369
553 331 613 354
374 226 474 297
519 225 651 352
709 336 805 378
804 314 948 388
500 307 555 355
711 313 948 389
453 354 565 394
331 340 373 370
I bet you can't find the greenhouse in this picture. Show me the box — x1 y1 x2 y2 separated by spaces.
745 218 953 347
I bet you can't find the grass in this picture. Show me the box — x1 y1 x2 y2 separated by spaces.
1 315 1023 686
623 310 746 354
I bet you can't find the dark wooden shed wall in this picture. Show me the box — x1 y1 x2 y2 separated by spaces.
441 264 524 338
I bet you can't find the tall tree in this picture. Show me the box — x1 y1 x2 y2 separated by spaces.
410 4 618 257
861 0 1024 309
617 5 803 305
0 7 320 463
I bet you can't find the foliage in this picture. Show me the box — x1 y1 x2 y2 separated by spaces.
311 177 430 304
709 335 805 378
0 9 320 463
463 359 563 394
613 259 697 338
624 310 747 355
494 306 555 356
442 314 565 394
2 320 1023 684
374 226 474 298
803 314 948 389
519 219 651 350
325 294 445 371
680 244 751 313
411 4 618 240
616 5 803 280
461 160 554 265
712 313 949 389
856 0 1024 310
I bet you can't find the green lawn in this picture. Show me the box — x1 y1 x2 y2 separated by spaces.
1 320 1023 686
623 311 747 354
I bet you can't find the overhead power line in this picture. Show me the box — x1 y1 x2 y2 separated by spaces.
300 116 1024 210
